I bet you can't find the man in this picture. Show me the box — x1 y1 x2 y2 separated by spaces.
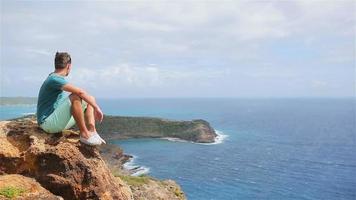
36 52 106 146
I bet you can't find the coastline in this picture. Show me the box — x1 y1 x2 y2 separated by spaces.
2 113 221 177
160 129 228 145
123 155 151 176
199 130 229 145
0 116 187 199
120 129 228 176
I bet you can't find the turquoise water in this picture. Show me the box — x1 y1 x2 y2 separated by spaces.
1 98 355 200
0 104 36 120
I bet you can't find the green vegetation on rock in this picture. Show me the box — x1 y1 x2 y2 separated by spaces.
0 186 26 199
114 173 186 200
96 115 217 143
115 174 152 186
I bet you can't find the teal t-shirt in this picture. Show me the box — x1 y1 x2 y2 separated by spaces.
36 73 69 125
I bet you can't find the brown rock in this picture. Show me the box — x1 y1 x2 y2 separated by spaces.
0 174 62 200
117 176 186 200
98 144 133 176
0 117 133 200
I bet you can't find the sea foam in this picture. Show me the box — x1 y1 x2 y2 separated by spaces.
123 155 150 176
198 129 229 145
160 129 229 145
22 112 35 115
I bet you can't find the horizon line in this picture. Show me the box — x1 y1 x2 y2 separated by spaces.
1 96 355 99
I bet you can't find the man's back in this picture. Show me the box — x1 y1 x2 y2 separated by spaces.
36 51 105 145
36 72 68 125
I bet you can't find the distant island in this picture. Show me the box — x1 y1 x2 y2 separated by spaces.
0 97 37 105
96 115 218 143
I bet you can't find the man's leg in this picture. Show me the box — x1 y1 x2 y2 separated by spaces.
69 93 91 139
84 95 97 133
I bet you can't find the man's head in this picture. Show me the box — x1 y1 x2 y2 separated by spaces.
54 52 71 76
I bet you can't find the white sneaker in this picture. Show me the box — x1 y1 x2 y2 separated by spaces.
80 133 102 146
92 132 106 144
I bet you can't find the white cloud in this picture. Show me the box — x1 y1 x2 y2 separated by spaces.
70 64 228 91
311 80 328 88
1 1 354 97
243 66 299 79
25 48 52 56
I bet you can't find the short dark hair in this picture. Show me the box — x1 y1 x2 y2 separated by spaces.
54 52 71 69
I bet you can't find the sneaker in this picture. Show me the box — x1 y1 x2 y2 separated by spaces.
92 132 106 144
80 133 102 146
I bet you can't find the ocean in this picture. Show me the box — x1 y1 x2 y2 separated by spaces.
1 98 355 200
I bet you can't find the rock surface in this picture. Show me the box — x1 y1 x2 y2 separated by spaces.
98 143 133 176
0 116 133 200
0 174 63 200
124 177 185 200
0 116 187 200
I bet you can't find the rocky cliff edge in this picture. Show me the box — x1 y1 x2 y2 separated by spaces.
0 116 185 200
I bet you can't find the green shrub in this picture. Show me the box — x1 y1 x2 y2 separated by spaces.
0 186 26 199
117 174 151 187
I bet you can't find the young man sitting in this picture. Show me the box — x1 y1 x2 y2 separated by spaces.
36 52 106 146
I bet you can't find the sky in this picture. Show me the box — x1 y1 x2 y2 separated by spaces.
1 0 355 98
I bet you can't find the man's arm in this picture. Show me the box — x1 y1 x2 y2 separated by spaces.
62 83 103 122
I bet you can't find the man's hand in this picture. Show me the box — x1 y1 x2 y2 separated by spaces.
94 106 104 123
62 83 104 123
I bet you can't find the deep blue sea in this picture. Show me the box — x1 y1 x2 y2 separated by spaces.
1 98 355 200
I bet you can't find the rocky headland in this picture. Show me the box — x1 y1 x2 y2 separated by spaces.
96 115 218 143
0 116 186 200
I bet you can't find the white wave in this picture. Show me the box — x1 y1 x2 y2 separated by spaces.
123 155 139 170
160 129 229 145
123 155 150 176
131 166 150 176
198 130 229 145
160 137 188 143
22 112 35 115
214 130 229 144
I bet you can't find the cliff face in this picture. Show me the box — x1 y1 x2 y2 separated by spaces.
0 174 63 200
116 176 185 200
96 115 218 143
0 116 186 200
0 117 133 200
